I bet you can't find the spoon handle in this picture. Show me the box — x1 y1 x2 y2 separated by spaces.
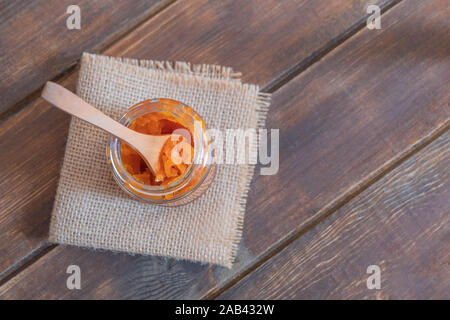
41 81 139 146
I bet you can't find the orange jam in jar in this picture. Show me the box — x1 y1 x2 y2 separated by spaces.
108 98 215 206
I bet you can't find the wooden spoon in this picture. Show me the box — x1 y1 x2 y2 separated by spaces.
41 81 176 175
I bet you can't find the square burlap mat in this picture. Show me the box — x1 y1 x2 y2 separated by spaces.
49 53 271 267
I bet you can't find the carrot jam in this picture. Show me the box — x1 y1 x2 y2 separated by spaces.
121 112 194 186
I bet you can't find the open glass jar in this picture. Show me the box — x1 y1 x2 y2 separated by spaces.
107 98 215 206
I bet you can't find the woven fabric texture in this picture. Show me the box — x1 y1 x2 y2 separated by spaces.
49 53 271 267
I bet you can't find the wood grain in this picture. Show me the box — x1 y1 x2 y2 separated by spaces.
0 0 393 281
1 0 449 299
219 132 450 299
0 0 168 115
106 0 394 86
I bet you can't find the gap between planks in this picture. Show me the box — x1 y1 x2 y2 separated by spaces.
0 0 411 290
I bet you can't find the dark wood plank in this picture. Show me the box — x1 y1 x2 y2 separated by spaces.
242 0 450 257
219 132 450 299
3 0 449 299
0 246 212 299
0 0 168 115
106 0 395 86
0 0 393 282
0 74 77 279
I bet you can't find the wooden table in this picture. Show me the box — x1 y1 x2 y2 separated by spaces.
0 0 448 300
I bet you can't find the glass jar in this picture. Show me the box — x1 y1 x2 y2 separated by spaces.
107 98 215 206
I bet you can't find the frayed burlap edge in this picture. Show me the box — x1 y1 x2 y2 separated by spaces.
49 52 271 268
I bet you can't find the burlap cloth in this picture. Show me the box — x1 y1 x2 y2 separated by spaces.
49 53 271 267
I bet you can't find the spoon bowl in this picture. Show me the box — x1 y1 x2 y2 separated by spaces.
41 81 177 175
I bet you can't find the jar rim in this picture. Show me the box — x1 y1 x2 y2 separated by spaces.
107 98 211 200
